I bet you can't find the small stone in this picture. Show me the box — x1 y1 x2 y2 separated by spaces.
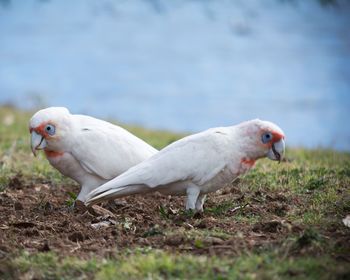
204 237 224 245
91 221 111 230
342 215 350 228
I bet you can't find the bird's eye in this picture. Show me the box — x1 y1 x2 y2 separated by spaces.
262 132 272 144
45 124 55 136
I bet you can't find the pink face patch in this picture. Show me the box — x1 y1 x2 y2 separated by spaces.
30 121 56 139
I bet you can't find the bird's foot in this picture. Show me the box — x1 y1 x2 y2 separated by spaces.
67 200 88 213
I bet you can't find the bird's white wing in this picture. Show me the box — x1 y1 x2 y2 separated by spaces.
70 115 157 180
86 127 232 201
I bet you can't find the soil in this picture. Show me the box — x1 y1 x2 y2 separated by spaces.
0 175 348 260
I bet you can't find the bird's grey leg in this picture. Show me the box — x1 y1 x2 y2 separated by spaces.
186 186 200 210
77 184 97 202
195 194 207 213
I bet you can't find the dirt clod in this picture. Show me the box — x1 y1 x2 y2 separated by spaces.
253 220 283 233
165 235 184 246
69 232 85 242
7 176 23 189
12 222 36 228
39 240 50 252
13 202 23 210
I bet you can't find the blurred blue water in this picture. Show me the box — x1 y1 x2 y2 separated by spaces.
0 0 349 150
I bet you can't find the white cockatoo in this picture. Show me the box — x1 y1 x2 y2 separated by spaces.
85 119 285 211
29 107 157 202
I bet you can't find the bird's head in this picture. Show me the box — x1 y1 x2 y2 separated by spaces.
238 119 285 162
29 107 72 156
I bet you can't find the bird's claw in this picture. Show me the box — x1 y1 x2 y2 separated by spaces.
67 200 88 213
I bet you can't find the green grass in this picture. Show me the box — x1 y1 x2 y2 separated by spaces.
4 250 348 280
0 106 349 279
240 150 350 226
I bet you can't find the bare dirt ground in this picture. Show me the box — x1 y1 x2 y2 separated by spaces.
1 173 348 264
0 176 305 259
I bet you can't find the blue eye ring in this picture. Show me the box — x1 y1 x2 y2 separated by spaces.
45 124 56 136
262 132 272 144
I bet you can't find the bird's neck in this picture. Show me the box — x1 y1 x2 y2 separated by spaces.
45 150 64 158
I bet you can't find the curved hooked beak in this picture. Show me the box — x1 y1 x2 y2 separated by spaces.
31 131 47 156
267 139 285 163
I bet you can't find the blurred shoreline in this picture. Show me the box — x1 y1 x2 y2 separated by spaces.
1 104 349 153
0 0 350 150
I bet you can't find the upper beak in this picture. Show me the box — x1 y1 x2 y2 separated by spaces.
31 131 47 156
267 139 285 162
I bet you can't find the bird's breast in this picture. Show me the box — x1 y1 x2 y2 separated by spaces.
45 151 94 186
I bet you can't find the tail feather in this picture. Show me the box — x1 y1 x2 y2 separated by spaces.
85 184 148 206
86 176 135 199
86 163 151 200
86 187 128 206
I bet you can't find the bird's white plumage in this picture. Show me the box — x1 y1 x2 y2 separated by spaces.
29 107 157 201
85 119 285 210
70 114 157 180
89 127 231 191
